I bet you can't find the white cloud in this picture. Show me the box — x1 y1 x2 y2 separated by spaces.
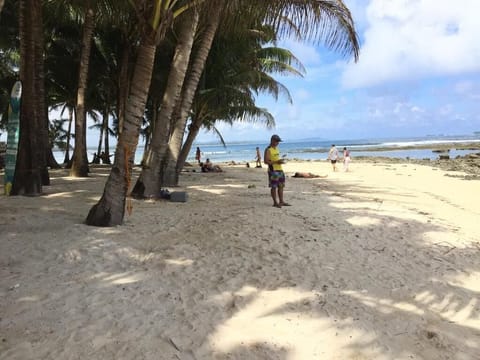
342 0 480 88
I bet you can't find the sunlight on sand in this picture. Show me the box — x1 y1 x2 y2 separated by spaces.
17 296 41 302
446 271 480 292
421 231 467 246
164 258 194 266
208 287 378 358
189 184 247 195
88 271 144 285
346 216 381 226
343 290 424 315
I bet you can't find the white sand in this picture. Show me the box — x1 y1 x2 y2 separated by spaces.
1 160 479 359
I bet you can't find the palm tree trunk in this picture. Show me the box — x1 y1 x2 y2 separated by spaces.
33 0 50 184
178 115 202 171
86 38 157 226
63 107 73 164
70 3 95 177
12 0 42 195
165 6 222 185
96 113 105 161
102 104 111 164
116 41 131 135
132 10 199 197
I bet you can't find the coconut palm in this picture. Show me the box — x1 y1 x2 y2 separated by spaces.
67 0 97 176
86 0 202 226
87 0 359 226
174 25 302 185
12 0 45 195
132 0 359 197
130 8 200 197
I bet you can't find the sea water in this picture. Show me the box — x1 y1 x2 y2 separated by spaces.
53 135 480 165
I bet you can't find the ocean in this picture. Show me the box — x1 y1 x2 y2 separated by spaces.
53 134 480 165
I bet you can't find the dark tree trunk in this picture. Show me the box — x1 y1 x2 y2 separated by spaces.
166 6 222 185
12 0 42 195
177 116 202 172
116 41 131 136
96 112 104 162
132 11 199 197
70 3 95 177
63 107 74 164
33 0 50 184
86 39 157 226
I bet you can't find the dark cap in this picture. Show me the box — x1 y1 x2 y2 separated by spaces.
271 134 282 142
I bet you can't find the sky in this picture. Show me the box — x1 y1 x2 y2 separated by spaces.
2 0 479 148
197 0 480 144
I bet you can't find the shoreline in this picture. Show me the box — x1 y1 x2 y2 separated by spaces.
347 141 480 152
44 139 480 166
227 151 480 178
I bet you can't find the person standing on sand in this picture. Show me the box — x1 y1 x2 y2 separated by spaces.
343 147 351 172
328 144 339 172
195 147 201 164
255 147 262 168
264 134 291 208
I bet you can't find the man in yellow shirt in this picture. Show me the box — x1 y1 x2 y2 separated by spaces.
264 134 291 208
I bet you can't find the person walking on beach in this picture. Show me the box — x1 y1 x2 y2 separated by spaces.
343 147 351 172
195 147 201 164
264 134 290 208
255 147 262 168
328 144 339 171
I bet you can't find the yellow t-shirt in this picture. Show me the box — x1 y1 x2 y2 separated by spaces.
267 146 282 171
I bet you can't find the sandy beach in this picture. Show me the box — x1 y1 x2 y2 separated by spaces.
1 158 479 359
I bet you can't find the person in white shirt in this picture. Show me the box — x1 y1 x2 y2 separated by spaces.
328 144 339 172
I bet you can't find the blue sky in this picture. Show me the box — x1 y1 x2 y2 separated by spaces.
197 0 480 143
2 0 478 148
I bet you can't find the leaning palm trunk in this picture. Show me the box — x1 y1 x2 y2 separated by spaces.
169 6 222 184
70 4 95 177
96 119 104 161
86 39 157 226
63 107 74 164
177 113 202 172
103 106 111 162
132 10 199 197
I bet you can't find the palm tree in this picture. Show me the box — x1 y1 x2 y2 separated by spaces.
133 0 359 196
69 0 97 177
175 25 301 185
49 118 70 150
12 0 44 195
131 9 200 197
87 0 359 226
86 0 202 226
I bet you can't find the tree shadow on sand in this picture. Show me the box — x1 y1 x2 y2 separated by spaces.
0 167 479 359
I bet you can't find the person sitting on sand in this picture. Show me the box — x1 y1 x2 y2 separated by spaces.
201 158 223 172
292 172 327 178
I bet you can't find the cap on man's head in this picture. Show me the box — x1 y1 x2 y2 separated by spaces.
271 134 282 142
